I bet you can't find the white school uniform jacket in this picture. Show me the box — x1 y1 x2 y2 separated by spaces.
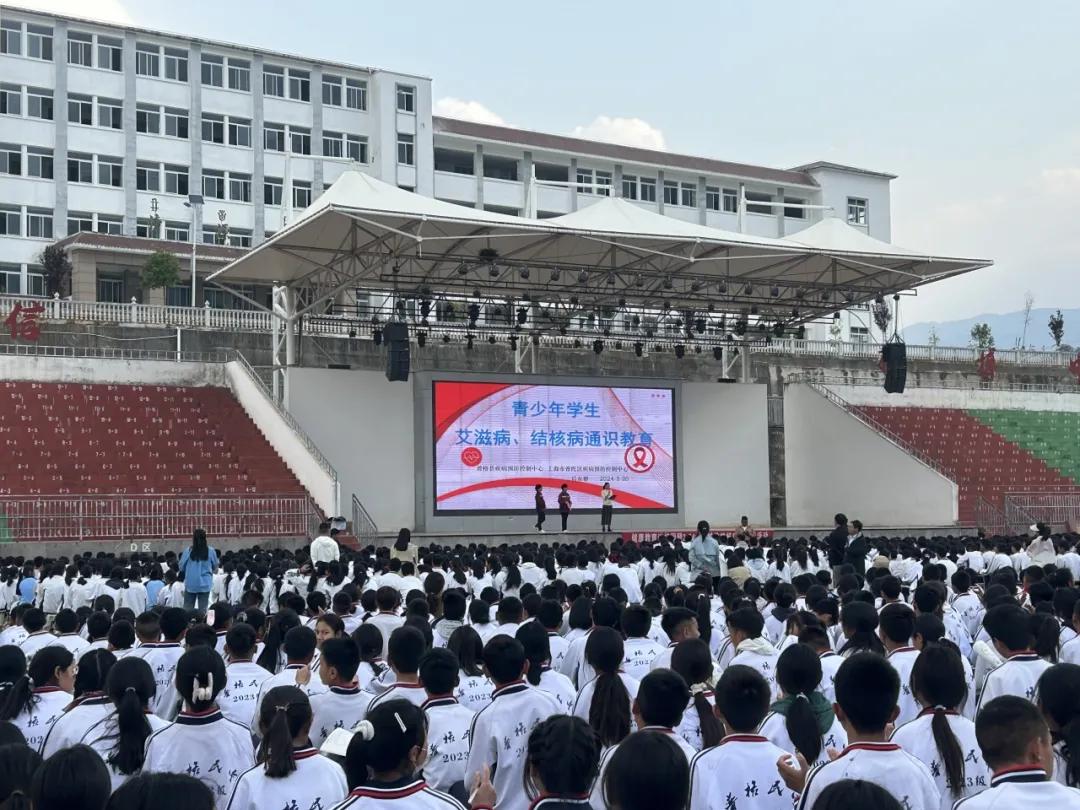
364 612 405 658
1062 635 1080 666
758 710 847 769
39 576 68 613
309 684 374 748
329 778 466 810
622 636 665 681
976 652 1052 711
421 695 475 792
12 686 71 752
572 672 639 725
953 768 1080 809
817 651 842 702
796 741 941 810
366 681 427 713
689 734 794 810
890 710 989 810
225 747 348 810
143 707 256 806
727 646 781 700
19 630 59 659
548 632 570 672
675 692 716 752
53 632 90 658
454 671 493 713
465 680 563 810
39 693 113 757
886 646 922 726
130 641 186 719
591 727 695 810
537 668 576 714
649 643 677 674
218 660 274 728
0 625 28 647
81 711 172 792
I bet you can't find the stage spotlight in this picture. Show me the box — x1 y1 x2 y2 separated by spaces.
488 265 500 278
674 344 686 359
531 334 540 346
842 290 855 304
550 267 561 281
488 335 496 344
713 346 723 361
373 328 383 346
707 302 715 312
634 341 644 357
718 280 728 294
417 331 427 347
467 303 480 325
770 285 780 298
875 294 885 305
509 334 518 350
631 315 641 329
634 274 645 287
791 307 800 319
606 272 616 286
577 270 589 284
794 288 806 300
443 303 456 321
618 297 627 308
662 301 671 310
519 266 530 280
420 299 432 318
516 307 528 325
466 333 475 350
820 289 831 301
743 282 754 296
569 296 579 306
615 341 623 350
690 280 702 292
694 318 706 334
663 276 673 290
750 305 759 315
694 346 702 354
593 339 604 355
573 339 582 349
773 322 785 338
833 311 841 320
441 334 450 344
456 263 469 276
559 325 568 336
395 300 406 318
348 328 356 339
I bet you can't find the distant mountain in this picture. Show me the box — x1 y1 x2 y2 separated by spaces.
903 308 1080 350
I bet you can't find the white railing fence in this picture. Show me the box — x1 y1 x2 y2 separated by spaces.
351 494 378 541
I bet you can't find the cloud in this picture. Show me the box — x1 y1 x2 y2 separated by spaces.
17 0 133 23
570 116 667 151
433 97 507 126
1040 167 1080 195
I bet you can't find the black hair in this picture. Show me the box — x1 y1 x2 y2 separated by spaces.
635 669 690 729
103 773 214 810
224 623 257 660
983 605 1034 652
670 639 722 747
442 590 466 622
158 608 188 642
352 624 388 677
282 625 317 663
913 613 946 645
0 646 73 723
715 664 770 733
53 609 78 635
537 600 563 631
810 780 903 810
21 609 45 634
515 622 552 687
256 610 301 672
660 606 698 639
834 652 898 734
86 612 112 642
448 625 485 678
418 648 459 696
976 695 1050 771
387 626 426 675
618 604 651 639
104 657 156 776
584 627 631 747
524 715 600 798
1037 663 1080 787
0 723 25 748
174 647 226 712
30 744 111 810
321 637 361 682
482 635 527 685
188 529 209 562
603 729 689 810
878 603 915 646
74 648 116 698
257 686 312 778
344 699 426 788
910 643 967 797
838 601 885 656
184 623 217 650
775 643 824 763
0 742 41 810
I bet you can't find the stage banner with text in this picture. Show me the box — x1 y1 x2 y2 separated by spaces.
433 381 676 513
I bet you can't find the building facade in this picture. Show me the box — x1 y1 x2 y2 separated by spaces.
0 6 893 340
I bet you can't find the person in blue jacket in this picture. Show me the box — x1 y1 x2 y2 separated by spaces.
178 528 218 612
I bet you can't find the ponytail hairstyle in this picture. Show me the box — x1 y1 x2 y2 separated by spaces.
352 623 388 677
775 643 825 764
692 593 712 645
504 560 522 591
343 699 427 789
0 742 41 810
1031 612 1061 662
523 715 601 799
447 625 484 678
0 646 73 722
222 563 235 598
0 647 27 711
105 657 156 776
175 646 226 713
515 621 551 687
257 686 312 778
543 557 558 583
73 649 116 699
256 609 301 673
909 643 968 798
838 601 885 656
1037 663 1080 788
584 627 631 747
792 547 809 570
424 572 445 619
670 639 723 748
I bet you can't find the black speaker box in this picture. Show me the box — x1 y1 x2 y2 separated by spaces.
883 342 907 394
384 322 410 381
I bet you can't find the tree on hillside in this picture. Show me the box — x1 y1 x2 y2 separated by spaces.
970 322 995 350
926 325 941 348
1020 290 1035 348
38 244 72 298
1049 309 1065 349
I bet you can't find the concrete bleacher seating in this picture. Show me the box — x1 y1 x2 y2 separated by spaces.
855 405 1080 523
0 381 306 496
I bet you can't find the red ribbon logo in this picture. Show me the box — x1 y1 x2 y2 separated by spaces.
624 444 655 473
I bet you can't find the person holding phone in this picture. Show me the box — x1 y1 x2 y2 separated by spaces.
600 482 616 532
558 484 573 532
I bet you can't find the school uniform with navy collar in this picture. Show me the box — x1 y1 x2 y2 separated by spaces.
465 680 563 810
889 708 988 810
758 710 847 769
53 632 89 658
886 646 922 726
39 692 113 757
366 680 428 713
143 707 256 805
591 727 695 810
18 630 58 659
952 766 1080 809
328 777 467 810
130 641 186 719
689 734 793 810
225 746 348 810
421 694 475 792
309 683 374 748
218 659 275 728
12 686 71 752
976 652 1052 711
81 711 172 792
531 796 592 810
796 741 941 810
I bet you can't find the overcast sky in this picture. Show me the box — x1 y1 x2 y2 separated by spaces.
18 0 1080 326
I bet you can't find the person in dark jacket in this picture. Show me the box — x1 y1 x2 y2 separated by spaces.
535 484 547 533
844 519 867 576
826 513 849 580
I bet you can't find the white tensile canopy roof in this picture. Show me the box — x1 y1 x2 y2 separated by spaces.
208 171 992 322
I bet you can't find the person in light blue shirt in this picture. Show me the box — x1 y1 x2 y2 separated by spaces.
144 563 166 607
178 528 218 612
689 521 723 585
17 565 37 605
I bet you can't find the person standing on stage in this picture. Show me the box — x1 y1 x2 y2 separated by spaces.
558 483 572 532
535 484 547 533
600 482 615 532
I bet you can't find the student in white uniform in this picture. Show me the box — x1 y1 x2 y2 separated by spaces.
417 647 475 793
1036 663 1080 789
956 695 1080 809
799 626 842 703
620 606 665 681
572 627 639 750
670 639 722 752
309 637 373 748
51 609 90 658
364 588 404 659
17 608 57 660
227 685 348 810
447 625 494 713
135 606 188 720
366 626 428 712
890 643 988 810
879 603 921 727
218 623 274 728
523 715 602 810
81 656 172 792
688 664 793 810
330 699 485 810
465 635 562 810
0 644 76 751
977 605 1052 712
725 608 781 700
779 652 941 810
647 607 699 674
517 622 575 714
599 728 690 810
254 626 328 730
142 646 256 805
31 743 113 810
40 647 116 757
759 643 846 770
537 601 570 673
